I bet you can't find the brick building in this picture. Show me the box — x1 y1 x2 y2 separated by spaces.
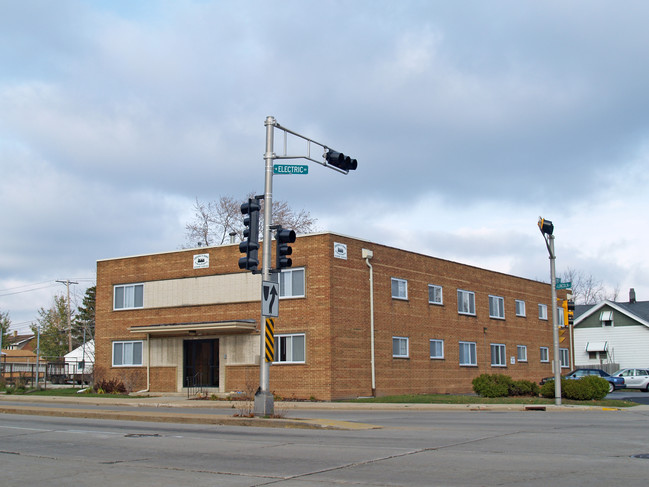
95 232 570 400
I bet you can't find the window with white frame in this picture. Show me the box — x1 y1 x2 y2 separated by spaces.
489 295 505 319
491 343 506 367
392 337 409 358
600 310 614 327
459 341 477 366
515 300 526 317
557 306 565 326
275 334 305 363
429 339 444 359
540 347 549 362
114 284 144 310
391 278 408 300
517 345 527 362
279 268 305 298
560 348 570 368
428 285 443 305
538 303 548 320
112 341 143 366
457 290 476 315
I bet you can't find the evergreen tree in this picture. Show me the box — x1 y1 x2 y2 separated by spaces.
32 295 71 359
74 286 96 344
0 310 10 348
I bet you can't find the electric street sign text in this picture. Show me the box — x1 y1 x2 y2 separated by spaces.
273 164 308 175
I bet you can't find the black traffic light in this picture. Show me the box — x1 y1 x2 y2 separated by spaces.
567 300 575 326
325 150 358 172
537 217 554 236
238 197 261 271
275 226 296 270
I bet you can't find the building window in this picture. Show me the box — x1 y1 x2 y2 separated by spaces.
428 285 443 305
114 284 144 310
517 345 528 362
279 268 305 298
491 344 507 367
457 290 476 316
392 337 409 358
489 295 505 319
112 341 143 367
515 300 526 317
430 339 444 359
540 347 549 362
459 341 477 366
559 348 570 368
538 304 548 320
600 310 614 327
391 278 408 300
275 334 305 363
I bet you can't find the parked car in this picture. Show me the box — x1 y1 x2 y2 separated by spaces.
612 369 649 392
540 368 625 393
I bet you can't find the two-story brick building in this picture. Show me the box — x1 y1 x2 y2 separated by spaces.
95 232 569 400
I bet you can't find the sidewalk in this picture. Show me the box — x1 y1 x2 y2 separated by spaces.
1 393 644 430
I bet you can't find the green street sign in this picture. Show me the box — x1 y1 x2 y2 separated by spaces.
556 281 572 290
273 164 308 175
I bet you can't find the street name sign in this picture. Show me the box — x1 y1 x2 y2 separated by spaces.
556 281 572 290
273 164 308 175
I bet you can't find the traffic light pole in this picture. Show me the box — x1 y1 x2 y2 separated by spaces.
547 235 562 406
254 116 276 417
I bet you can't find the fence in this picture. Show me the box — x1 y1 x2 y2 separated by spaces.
1 359 93 387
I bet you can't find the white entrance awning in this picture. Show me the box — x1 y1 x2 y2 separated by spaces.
130 320 257 336
585 341 608 352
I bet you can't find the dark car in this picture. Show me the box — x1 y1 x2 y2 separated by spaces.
540 368 625 393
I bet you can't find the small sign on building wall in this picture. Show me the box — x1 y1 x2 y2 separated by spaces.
193 253 209 269
334 242 347 260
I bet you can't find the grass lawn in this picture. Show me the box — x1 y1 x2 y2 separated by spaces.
7 387 132 399
345 393 638 408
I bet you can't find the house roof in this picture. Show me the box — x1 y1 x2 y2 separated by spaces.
574 300 649 328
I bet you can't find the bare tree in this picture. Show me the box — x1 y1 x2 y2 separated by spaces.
184 194 317 248
560 267 619 305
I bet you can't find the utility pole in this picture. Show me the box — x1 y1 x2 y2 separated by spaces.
56 279 78 352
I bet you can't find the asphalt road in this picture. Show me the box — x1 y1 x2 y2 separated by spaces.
2 405 649 486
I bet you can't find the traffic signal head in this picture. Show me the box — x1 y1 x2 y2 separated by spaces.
275 226 296 270
538 217 554 236
567 300 575 326
325 150 358 172
238 198 261 271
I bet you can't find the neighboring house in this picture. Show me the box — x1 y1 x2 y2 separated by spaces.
95 232 569 400
5 332 35 352
573 289 649 371
64 340 95 376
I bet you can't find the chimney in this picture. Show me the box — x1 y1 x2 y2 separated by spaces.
630 288 636 303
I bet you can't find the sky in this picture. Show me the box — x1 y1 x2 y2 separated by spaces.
2 1 648 333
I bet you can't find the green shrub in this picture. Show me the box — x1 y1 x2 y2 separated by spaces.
510 379 540 397
472 374 513 398
539 376 609 400
94 378 127 395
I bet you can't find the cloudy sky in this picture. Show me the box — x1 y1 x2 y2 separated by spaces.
2 1 648 332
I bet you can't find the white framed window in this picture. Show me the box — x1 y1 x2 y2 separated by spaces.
490 343 507 367
429 339 444 359
560 348 570 368
457 290 476 316
600 310 614 327
558 306 565 326
459 341 477 366
391 278 408 300
517 345 528 362
515 300 526 317
112 341 143 367
392 337 409 358
114 284 144 310
540 347 549 362
538 303 548 320
489 295 505 319
279 268 305 298
275 333 305 363
428 285 443 305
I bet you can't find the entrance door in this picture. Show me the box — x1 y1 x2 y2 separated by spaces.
183 339 219 388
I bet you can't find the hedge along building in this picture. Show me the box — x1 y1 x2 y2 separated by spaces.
94 232 569 400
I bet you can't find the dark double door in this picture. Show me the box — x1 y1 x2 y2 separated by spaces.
183 339 219 387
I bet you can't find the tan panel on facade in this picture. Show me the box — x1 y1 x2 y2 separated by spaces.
144 273 261 309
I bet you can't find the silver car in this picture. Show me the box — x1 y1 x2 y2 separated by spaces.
613 368 649 392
